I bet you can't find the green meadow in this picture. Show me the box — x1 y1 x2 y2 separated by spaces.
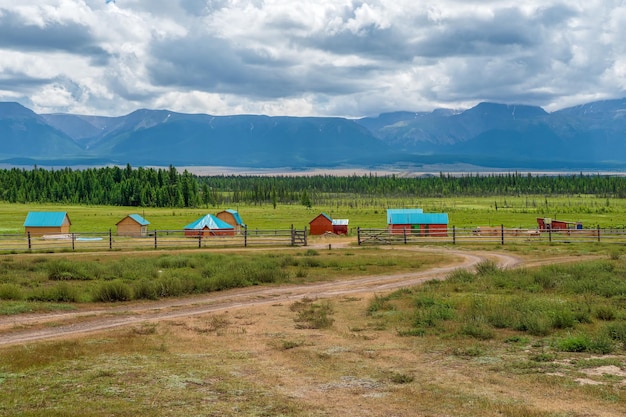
0 194 624 233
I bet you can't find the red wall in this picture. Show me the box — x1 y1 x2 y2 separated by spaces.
309 216 333 235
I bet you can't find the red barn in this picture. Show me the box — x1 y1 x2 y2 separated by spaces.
309 213 349 235
309 213 333 235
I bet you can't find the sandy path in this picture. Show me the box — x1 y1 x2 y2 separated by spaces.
0 247 530 346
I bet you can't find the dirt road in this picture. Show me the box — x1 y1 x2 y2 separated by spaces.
0 247 526 346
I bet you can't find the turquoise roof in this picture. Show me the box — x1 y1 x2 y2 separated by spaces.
225 209 245 226
387 209 447 225
24 212 70 227
184 214 234 230
127 214 150 226
386 209 424 224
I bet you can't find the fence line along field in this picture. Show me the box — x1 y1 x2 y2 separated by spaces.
1 194 626 234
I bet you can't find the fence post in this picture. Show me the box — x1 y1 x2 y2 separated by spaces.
548 227 552 243
304 227 308 246
290 224 294 246
244 225 248 247
598 225 601 242
27 231 31 250
501 224 504 245
453 225 456 245
72 233 75 251
403 227 407 244
154 230 158 249
109 229 112 250
198 231 202 248
357 227 361 245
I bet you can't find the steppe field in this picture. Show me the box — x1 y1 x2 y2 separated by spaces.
0 196 625 416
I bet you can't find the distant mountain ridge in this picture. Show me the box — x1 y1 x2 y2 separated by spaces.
2 98 626 170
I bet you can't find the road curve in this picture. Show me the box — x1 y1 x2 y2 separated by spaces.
0 248 520 347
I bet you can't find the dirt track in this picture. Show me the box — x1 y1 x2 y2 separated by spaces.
0 247 541 347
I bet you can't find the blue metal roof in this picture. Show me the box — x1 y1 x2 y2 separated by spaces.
184 214 234 230
386 209 424 224
128 214 150 226
24 212 70 227
225 209 244 226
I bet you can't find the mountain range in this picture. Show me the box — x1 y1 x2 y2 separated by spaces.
1 98 626 170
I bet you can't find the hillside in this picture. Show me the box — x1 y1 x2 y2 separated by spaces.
2 99 626 170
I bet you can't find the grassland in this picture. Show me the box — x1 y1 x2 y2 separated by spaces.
0 193 625 234
0 195 625 416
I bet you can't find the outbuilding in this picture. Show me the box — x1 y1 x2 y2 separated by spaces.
116 214 150 237
309 213 349 235
216 209 245 233
184 214 235 237
24 211 71 237
387 208 448 236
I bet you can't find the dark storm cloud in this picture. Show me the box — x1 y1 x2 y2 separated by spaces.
0 8 109 59
148 34 371 99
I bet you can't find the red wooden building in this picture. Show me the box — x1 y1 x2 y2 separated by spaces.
387 209 448 237
309 213 349 235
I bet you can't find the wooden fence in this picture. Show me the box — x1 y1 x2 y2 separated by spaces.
0 226 307 253
357 226 626 246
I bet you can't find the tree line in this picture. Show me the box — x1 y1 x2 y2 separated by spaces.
1 166 626 208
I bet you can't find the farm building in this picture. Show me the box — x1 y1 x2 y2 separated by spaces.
24 211 71 236
216 209 245 232
184 214 235 237
537 218 582 231
116 214 150 237
309 213 349 235
387 209 448 236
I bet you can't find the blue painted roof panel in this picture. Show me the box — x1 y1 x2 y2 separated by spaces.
225 209 244 225
24 212 70 227
184 214 234 230
128 214 150 225
386 208 424 224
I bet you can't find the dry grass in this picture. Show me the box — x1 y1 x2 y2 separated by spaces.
1 293 624 416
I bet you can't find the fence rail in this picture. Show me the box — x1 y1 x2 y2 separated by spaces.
357 226 626 246
0 226 307 253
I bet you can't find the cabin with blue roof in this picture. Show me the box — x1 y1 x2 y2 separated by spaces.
216 209 245 233
184 214 235 237
387 208 448 237
24 211 71 236
116 214 150 237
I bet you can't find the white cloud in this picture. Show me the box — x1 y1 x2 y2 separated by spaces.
0 0 624 116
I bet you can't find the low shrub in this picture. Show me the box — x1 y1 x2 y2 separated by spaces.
0 284 24 300
92 280 133 302
292 300 334 329
28 282 79 303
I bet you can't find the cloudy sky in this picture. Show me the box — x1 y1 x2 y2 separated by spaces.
0 0 625 118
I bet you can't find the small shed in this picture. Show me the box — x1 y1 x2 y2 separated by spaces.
331 219 349 235
116 214 150 237
184 214 235 237
309 213 333 235
24 211 71 236
537 217 582 231
387 209 448 236
216 209 245 233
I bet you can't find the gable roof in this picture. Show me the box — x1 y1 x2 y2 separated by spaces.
310 212 333 224
387 209 424 224
184 214 234 230
117 214 150 226
224 209 245 226
24 212 70 227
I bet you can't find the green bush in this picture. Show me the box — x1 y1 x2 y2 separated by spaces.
594 305 617 321
133 279 159 300
93 280 133 302
28 282 79 302
0 284 24 300
47 260 93 280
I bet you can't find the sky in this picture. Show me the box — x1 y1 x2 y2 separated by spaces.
0 0 625 118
